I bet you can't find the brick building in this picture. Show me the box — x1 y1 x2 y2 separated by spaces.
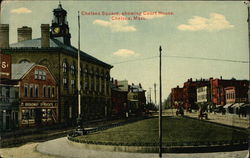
111 79 128 117
210 77 249 106
0 3 113 123
11 63 58 127
171 86 184 108
127 83 146 115
183 78 210 110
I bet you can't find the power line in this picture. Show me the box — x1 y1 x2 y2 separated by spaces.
164 55 249 64
111 55 249 65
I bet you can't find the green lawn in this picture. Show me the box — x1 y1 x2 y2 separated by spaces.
76 117 247 145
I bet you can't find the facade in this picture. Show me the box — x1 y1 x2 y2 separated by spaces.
183 78 210 109
127 83 146 115
0 80 19 131
11 63 58 127
210 77 249 106
111 79 128 117
171 86 184 108
0 4 112 123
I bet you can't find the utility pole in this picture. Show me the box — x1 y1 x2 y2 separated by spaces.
159 46 163 158
149 87 152 104
154 83 157 106
244 1 250 156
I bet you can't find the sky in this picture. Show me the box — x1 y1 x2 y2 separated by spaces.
1 0 249 104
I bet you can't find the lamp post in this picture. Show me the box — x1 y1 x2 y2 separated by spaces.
159 46 163 158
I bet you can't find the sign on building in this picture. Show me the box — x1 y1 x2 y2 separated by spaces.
0 53 11 79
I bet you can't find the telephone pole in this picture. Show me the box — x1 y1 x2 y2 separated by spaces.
149 87 152 104
159 46 163 158
154 83 157 106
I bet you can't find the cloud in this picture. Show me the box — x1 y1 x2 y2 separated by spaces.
93 16 136 32
177 13 234 31
140 12 166 19
10 7 32 14
113 49 139 57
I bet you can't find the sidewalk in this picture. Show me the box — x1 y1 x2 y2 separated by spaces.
163 109 249 129
36 137 249 158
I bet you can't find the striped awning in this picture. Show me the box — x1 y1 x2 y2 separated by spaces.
224 103 233 108
231 103 245 108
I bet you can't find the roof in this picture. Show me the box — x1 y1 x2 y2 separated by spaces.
9 37 113 68
12 63 35 80
130 84 145 92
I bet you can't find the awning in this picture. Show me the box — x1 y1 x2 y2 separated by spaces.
224 103 233 108
241 103 250 108
231 103 245 108
216 104 223 108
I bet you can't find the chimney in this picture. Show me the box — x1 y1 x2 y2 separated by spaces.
0 24 9 48
41 24 50 48
220 76 222 80
115 80 118 86
17 26 32 42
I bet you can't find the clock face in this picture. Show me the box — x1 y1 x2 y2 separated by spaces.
53 27 60 34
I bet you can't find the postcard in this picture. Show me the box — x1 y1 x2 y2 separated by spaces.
0 0 249 158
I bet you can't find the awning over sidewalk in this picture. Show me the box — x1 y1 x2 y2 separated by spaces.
223 103 234 108
216 104 223 108
241 103 250 107
231 103 245 108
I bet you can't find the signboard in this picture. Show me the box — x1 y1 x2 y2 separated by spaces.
0 53 11 79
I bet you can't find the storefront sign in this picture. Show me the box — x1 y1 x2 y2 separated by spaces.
0 53 11 79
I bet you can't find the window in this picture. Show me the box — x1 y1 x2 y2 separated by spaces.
52 87 55 97
41 71 46 80
70 64 75 75
35 70 39 79
63 61 67 73
35 70 46 80
43 86 47 97
48 87 51 98
30 85 33 97
35 85 39 97
71 80 75 89
24 85 28 97
63 77 68 88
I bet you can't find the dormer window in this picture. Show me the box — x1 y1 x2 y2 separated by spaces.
35 70 46 80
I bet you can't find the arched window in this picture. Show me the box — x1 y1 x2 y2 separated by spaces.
19 59 30 63
70 62 76 75
62 59 68 73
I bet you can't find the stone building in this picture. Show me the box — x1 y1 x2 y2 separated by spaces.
0 3 112 124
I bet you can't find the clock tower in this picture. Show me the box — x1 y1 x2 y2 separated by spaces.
50 2 71 45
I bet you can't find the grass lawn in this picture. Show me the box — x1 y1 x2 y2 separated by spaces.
76 117 248 145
